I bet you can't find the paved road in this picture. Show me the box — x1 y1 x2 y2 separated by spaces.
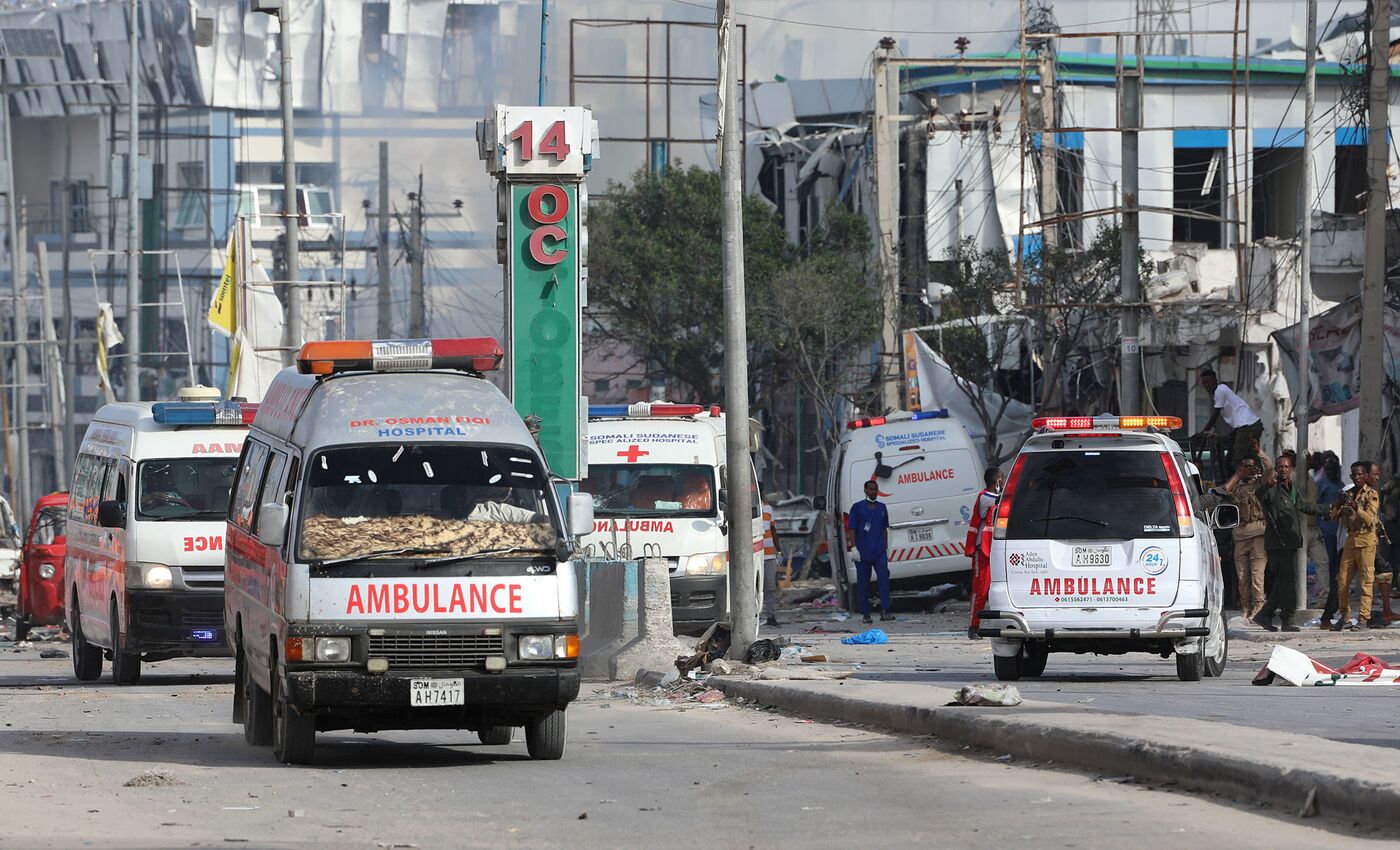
0 649 1390 848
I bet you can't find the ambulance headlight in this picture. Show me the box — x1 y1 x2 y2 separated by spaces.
37 563 56 580
519 635 554 660
314 637 352 663
686 553 727 575
126 562 174 590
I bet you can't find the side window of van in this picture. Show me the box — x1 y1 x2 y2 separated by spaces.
230 441 271 531
69 454 93 517
260 452 289 512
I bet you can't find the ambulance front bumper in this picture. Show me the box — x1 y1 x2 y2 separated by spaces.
284 667 580 713
976 608 1212 640
670 575 727 632
126 590 231 657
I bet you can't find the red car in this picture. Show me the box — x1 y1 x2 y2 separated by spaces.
15 492 68 639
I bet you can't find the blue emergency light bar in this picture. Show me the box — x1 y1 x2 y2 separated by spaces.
588 403 715 419
151 401 258 426
846 409 949 430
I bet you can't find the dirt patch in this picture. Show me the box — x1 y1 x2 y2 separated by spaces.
123 769 187 788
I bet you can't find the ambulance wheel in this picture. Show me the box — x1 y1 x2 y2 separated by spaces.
1176 643 1206 682
243 647 273 747
70 602 103 682
1203 611 1228 678
477 726 513 745
1022 644 1048 678
993 646 1023 682
272 665 316 765
525 710 566 760
110 601 141 686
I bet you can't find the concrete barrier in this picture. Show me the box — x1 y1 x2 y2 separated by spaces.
574 557 686 680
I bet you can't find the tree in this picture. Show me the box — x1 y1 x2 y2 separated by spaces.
586 166 790 403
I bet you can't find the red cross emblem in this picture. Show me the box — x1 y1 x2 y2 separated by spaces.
617 444 650 463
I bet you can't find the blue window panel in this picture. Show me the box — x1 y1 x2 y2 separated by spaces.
1032 132 1086 150
1335 126 1394 147
1254 127 1304 148
1174 129 1228 149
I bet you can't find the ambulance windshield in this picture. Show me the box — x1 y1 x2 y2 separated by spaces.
298 444 558 563
580 464 715 517
137 458 240 521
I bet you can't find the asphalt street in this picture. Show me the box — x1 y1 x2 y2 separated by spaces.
1 650 1394 849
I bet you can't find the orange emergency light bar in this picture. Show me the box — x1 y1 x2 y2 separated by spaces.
297 338 504 376
1032 415 1182 431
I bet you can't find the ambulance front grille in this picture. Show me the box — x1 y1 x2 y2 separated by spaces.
367 633 504 669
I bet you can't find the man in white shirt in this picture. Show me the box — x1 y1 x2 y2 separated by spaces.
1198 368 1263 474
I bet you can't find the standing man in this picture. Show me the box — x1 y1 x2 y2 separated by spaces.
1331 460 1380 632
1371 462 1395 626
845 479 892 625
965 467 1003 640
1197 369 1263 475
1256 454 1322 632
1222 455 1270 618
1316 456 1344 620
761 502 781 629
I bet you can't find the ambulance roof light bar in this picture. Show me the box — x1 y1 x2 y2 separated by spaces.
847 409 949 430
151 400 259 426
296 338 504 376
1032 415 1182 432
588 402 709 419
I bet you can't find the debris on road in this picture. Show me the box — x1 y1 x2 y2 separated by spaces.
1254 645 1400 686
841 629 888 645
676 622 731 676
745 639 782 663
755 667 855 681
800 655 827 663
950 685 1022 707
39 649 67 659
123 770 186 787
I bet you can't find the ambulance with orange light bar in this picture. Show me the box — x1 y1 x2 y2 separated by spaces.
979 415 1239 683
66 388 255 686
578 403 764 635
224 338 594 764
825 409 985 611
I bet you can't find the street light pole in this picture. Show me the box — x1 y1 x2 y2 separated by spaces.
125 0 141 400
279 3 300 362
1296 0 1317 620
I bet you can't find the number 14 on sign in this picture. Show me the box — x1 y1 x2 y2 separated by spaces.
509 120 571 161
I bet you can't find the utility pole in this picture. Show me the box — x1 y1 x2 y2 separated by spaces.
376 141 392 338
408 173 425 338
278 2 301 364
1296 0 1317 617
1359 0 1390 465
718 0 756 657
60 134 73 478
35 242 64 492
872 37 901 414
1118 35 1143 415
1 119 29 512
1038 45 1058 250
538 0 550 105
125 0 141 401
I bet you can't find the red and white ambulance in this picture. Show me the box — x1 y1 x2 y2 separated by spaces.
224 339 593 764
65 389 254 685
578 403 764 635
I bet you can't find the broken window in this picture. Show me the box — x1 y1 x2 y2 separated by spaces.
1335 143 1367 214
1252 143 1303 240
1173 147 1226 248
175 161 207 230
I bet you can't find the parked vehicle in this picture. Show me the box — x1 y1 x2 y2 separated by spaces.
225 338 591 764
825 410 985 610
0 494 20 592
980 415 1238 682
65 389 255 685
14 492 70 640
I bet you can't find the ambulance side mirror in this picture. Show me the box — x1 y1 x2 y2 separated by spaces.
257 503 289 548
567 493 595 538
1211 503 1239 531
97 500 126 529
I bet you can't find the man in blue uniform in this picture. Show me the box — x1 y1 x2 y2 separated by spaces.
846 479 892 624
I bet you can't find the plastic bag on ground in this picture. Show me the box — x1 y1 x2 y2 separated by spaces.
841 629 888 645
951 684 1022 706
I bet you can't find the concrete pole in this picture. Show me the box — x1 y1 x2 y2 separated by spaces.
1296 0 1317 615
717 0 756 657
1358 0 1389 465
376 141 391 338
2 110 29 514
872 38 901 414
278 4 301 364
60 133 73 477
125 0 141 401
1119 37 1143 415
408 173 425 338
35 241 64 492
537 0 550 106
1039 47 1058 250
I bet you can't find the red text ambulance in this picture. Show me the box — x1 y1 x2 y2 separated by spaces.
224 339 593 764
578 403 763 635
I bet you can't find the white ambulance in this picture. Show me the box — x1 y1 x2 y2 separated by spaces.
224 338 593 764
65 389 254 685
825 409 985 610
578 403 763 635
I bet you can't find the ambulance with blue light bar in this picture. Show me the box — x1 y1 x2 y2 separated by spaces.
65 387 255 686
224 338 594 765
826 409 984 610
980 415 1237 683
578 403 763 635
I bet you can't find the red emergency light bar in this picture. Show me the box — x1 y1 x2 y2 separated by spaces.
588 402 711 418
846 409 949 430
151 401 259 426
1032 415 1182 431
297 338 503 376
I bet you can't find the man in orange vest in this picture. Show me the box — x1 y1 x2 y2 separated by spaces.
965 467 1003 640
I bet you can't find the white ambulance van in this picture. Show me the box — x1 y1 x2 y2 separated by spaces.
578 403 763 635
225 338 594 764
66 389 254 685
825 409 985 610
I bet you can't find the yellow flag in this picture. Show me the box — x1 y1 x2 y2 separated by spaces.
207 231 238 337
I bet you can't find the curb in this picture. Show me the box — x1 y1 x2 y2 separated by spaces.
709 675 1400 831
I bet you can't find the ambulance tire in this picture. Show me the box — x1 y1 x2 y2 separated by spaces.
70 602 103 682
1176 641 1206 682
525 710 566 760
1203 611 1228 679
110 601 141 686
993 646 1023 682
243 648 274 747
477 726 513 745
1021 644 1048 678
272 665 316 765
